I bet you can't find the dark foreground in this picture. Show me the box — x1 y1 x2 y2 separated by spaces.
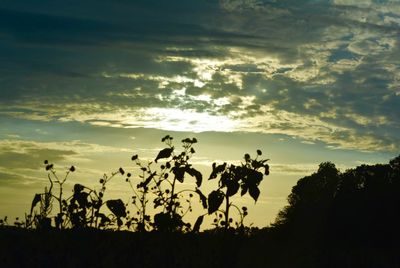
3 157 400 267
1 227 400 268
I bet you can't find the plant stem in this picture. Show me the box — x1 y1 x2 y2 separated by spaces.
58 182 63 229
225 194 230 231
170 178 176 216
140 190 146 231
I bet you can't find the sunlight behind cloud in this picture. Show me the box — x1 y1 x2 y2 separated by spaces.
127 108 239 133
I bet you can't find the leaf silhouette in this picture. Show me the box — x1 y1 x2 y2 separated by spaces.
247 170 263 186
186 167 203 187
73 184 84 193
106 199 126 218
209 162 227 180
172 166 185 183
155 147 174 163
195 188 208 209
30 194 41 214
192 215 204 233
208 190 224 214
226 180 240 197
249 186 260 202
74 192 89 208
138 172 156 188
241 184 248 196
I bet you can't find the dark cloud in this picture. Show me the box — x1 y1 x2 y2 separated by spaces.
0 145 76 170
0 0 399 152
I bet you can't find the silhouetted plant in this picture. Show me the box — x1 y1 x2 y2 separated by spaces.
208 150 269 231
66 169 125 230
28 161 125 230
28 161 76 229
15 135 270 233
0 216 8 227
125 135 206 232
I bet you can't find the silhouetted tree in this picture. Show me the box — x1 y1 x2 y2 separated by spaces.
274 155 400 249
274 162 340 243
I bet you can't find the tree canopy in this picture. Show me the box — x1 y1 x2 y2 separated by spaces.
274 155 400 247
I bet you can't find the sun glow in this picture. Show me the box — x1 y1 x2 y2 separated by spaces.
128 107 239 133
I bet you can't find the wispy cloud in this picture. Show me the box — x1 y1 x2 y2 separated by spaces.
0 139 130 171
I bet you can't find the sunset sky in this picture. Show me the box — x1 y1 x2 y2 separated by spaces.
0 0 399 227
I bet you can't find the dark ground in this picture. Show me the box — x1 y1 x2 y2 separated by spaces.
1 227 399 268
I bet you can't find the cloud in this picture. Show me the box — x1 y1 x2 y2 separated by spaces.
0 139 129 171
0 140 76 170
270 163 319 175
219 0 266 12
0 0 399 153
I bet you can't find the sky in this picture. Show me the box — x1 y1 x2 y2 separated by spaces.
0 0 399 228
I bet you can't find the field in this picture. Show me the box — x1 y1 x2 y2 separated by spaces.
1 226 400 268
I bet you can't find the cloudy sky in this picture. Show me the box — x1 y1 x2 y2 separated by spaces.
0 0 399 227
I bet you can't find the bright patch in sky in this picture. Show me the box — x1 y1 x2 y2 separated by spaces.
130 108 239 133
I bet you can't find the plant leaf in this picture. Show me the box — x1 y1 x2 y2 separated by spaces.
172 166 185 183
192 215 204 233
138 172 156 188
186 167 203 187
240 184 248 196
209 162 227 180
73 184 85 193
249 186 260 202
74 191 89 208
208 190 224 214
30 194 41 214
155 147 174 163
247 170 263 187
226 180 240 197
195 188 208 209
106 199 126 218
